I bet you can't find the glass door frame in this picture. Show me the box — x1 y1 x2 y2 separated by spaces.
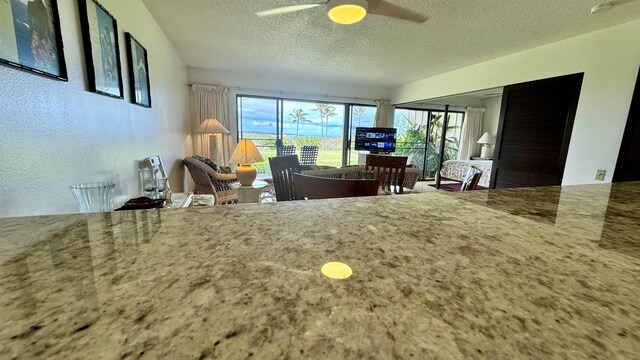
343 103 379 165
237 94 375 167
395 106 466 180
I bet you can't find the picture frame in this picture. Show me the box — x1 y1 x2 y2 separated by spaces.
125 33 151 108
0 0 68 80
77 0 123 98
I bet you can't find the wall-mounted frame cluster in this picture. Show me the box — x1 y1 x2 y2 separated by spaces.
0 0 152 108
0 0 68 80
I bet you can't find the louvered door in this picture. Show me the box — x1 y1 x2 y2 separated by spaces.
613 67 640 182
490 74 583 189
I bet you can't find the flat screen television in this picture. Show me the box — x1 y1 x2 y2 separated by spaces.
354 127 397 153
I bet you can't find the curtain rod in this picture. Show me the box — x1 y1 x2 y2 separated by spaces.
188 83 381 103
398 102 468 111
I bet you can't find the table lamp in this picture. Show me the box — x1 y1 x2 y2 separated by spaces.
477 132 494 159
197 119 230 162
229 139 264 186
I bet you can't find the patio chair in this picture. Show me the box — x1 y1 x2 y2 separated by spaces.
183 157 238 205
299 145 319 165
365 154 408 194
281 145 296 156
268 155 301 201
292 173 379 200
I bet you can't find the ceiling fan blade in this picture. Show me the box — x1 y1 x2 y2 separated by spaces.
368 0 429 23
255 3 325 17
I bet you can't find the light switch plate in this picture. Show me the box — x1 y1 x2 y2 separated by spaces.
595 169 606 181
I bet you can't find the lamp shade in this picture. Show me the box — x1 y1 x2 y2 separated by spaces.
197 119 230 134
477 132 494 145
229 139 264 164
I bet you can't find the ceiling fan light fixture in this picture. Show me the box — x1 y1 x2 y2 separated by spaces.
327 0 368 25
591 2 613 14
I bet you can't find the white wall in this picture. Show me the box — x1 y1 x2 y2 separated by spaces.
481 96 502 157
392 20 640 185
188 67 392 144
0 0 189 217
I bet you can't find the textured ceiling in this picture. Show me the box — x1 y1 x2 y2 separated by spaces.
142 0 640 87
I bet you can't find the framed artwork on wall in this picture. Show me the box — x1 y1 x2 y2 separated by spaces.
0 0 68 80
77 0 123 98
125 33 151 108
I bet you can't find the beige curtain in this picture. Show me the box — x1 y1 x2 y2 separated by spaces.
189 84 231 163
457 107 486 160
374 99 395 128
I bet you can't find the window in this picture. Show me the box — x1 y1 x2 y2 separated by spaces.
237 95 373 173
347 105 376 165
395 108 465 179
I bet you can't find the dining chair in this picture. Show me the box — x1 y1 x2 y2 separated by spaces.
299 145 319 165
268 155 301 201
365 154 408 194
292 173 379 200
281 144 296 156
460 166 483 191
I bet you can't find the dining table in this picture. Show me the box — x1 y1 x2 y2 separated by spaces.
0 182 638 358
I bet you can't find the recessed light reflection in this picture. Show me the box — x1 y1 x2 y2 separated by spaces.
321 262 352 280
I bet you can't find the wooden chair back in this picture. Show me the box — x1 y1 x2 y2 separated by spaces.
292 173 379 200
281 145 296 156
365 155 408 194
461 166 483 191
268 155 301 201
300 145 319 165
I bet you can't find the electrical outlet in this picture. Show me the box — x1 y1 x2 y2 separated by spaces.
595 169 606 181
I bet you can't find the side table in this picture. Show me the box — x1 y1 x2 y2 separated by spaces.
165 192 194 208
230 180 271 204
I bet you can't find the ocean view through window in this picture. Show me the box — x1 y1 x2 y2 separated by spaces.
237 95 375 174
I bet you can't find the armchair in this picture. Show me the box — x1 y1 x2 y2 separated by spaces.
183 157 238 205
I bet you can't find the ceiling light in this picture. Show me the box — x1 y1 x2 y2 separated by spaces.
591 2 613 14
327 0 368 25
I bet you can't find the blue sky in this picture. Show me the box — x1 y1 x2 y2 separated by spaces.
238 98 376 138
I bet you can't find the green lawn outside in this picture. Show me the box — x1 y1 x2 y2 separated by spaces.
245 133 425 175
253 147 349 174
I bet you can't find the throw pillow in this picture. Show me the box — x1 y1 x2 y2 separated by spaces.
193 155 220 172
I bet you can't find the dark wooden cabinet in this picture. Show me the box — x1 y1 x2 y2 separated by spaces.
613 67 640 183
490 73 583 189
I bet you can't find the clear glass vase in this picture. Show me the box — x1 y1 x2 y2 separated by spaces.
70 182 116 213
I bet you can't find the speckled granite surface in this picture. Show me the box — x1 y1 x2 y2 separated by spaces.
1 183 639 359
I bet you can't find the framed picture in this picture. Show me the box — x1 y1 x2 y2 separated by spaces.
125 33 151 107
0 0 68 80
77 0 123 98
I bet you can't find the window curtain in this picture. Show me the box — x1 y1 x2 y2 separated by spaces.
457 107 486 160
189 84 231 164
374 99 395 128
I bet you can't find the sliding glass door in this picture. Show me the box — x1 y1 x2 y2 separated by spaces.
237 96 279 174
281 100 346 166
395 108 465 179
238 95 358 174
346 105 377 165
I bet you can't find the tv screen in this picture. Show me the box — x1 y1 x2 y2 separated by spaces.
354 127 397 153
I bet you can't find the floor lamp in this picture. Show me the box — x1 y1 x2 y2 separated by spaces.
197 119 230 163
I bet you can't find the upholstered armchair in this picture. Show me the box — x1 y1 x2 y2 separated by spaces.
183 157 238 205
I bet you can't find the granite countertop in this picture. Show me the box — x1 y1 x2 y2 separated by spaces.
1 183 639 359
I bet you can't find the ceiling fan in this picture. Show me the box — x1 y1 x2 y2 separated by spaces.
255 0 428 25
